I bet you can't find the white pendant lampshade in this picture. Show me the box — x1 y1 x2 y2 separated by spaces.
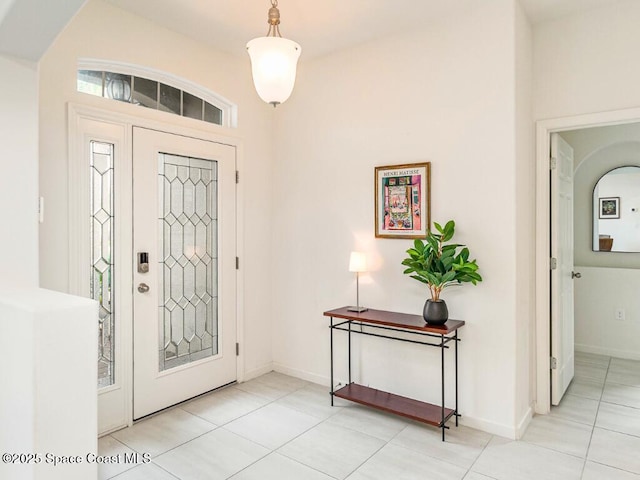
247 36 301 106
246 1 301 107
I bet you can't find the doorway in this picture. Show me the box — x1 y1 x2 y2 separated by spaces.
69 108 239 434
535 107 640 414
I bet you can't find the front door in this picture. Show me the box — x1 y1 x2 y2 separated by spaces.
132 127 237 419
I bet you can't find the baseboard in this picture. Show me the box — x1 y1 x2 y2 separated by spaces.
242 362 274 382
272 363 331 386
515 405 533 439
576 344 640 361
459 414 519 440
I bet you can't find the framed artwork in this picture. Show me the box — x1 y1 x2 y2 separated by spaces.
599 197 620 219
375 162 430 239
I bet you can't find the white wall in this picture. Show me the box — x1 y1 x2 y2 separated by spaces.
0 53 40 476
38 0 276 376
272 0 528 437
0 54 38 288
0 288 97 480
0 1 15 26
534 0 640 120
563 123 640 172
0 19 100 480
575 266 640 360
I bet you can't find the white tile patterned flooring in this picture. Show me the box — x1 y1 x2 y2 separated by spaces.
99 353 640 480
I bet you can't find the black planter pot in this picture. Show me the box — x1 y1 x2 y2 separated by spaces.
423 299 448 325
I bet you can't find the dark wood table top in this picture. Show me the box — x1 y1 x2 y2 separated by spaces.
324 307 464 334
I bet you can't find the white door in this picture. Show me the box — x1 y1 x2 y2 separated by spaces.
550 133 575 405
132 127 237 419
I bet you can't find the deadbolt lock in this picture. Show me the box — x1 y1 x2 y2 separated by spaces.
138 252 149 273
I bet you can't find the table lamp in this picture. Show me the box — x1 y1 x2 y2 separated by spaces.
347 251 368 312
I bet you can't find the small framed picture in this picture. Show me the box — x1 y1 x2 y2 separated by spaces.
374 162 430 239
599 197 620 219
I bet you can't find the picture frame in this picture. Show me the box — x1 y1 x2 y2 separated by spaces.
599 197 620 219
375 162 431 239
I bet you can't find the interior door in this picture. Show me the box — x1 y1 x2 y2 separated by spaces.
551 132 575 405
133 127 237 419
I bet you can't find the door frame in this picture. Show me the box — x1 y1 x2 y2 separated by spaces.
68 103 246 433
535 106 640 414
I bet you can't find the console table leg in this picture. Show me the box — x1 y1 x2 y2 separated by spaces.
348 321 352 384
441 334 445 442
455 330 459 427
330 316 334 406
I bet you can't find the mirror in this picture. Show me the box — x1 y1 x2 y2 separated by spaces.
593 165 640 252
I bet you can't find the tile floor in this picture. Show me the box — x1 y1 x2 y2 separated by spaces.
99 353 640 480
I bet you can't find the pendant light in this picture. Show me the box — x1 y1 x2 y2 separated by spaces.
246 0 301 107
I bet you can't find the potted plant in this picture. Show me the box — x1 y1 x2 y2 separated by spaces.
401 220 482 325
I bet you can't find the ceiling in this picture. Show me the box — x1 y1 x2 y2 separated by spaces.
105 0 480 60
0 0 86 60
0 0 628 62
105 0 627 60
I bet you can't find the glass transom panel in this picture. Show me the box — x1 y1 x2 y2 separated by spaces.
159 153 218 371
90 141 115 389
77 70 223 126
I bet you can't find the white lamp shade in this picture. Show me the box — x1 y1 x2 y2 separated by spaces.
247 36 301 105
349 252 367 273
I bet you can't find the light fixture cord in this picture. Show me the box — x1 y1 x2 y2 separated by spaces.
266 0 282 37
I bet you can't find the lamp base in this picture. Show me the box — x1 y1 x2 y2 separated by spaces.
347 306 368 313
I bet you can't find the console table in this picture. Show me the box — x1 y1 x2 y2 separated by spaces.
324 307 464 441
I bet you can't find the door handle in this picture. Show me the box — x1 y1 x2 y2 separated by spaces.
137 283 150 293
571 271 581 279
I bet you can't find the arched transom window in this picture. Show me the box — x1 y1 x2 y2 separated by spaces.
76 60 237 128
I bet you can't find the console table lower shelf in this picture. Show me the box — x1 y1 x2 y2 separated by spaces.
333 383 456 427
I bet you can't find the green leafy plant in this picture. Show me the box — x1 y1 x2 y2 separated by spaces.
401 220 482 301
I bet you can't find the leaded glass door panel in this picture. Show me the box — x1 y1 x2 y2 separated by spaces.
133 127 236 419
